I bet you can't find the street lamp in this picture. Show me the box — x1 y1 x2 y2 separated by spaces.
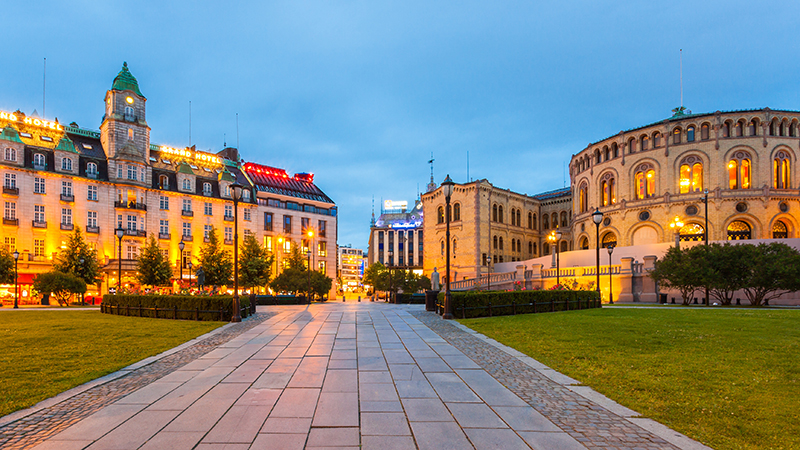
306 249 312 303
115 227 125 294
178 239 185 282
13 250 19 309
607 245 614 304
669 216 684 249
276 236 284 278
703 188 710 306
548 230 562 287
441 174 455 319
230 182 244 323
187 261 193 286
592 208 603 298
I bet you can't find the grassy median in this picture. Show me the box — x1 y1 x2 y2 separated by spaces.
0 310 222 418
460 307 800 450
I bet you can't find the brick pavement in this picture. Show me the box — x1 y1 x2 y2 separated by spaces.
2 304 710 449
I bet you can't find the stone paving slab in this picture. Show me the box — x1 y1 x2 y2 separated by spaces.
3 304 714 449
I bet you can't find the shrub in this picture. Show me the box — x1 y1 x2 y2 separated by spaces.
438 290 599 319
101 294 250 321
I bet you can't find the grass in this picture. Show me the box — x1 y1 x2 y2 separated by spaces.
460 308 800 450
0 310 223 418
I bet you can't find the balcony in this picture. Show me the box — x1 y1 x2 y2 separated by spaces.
223 215 234 222
32 220 47 228
203 191 213 197
114 201 148 211
28 254 48 262
60 222 74 230
3 186 19 195
3 218 18 226
33 163 46 171
224 239 234 245
86 226 100 234
87 172 98 180
60 194 74 202
181 234 193 242
159 233 171 240
204 237 211 243
181 210 194 217
124 229 146 237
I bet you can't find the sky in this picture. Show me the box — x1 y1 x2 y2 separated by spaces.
3 1 800 249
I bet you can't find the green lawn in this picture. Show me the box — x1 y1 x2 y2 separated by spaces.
0 310 222 418
460 308 800 450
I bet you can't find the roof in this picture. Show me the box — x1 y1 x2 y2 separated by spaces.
0 125 23 143
533 186 572 200
243 162 334 204
54 134 78 154
111 62 144 97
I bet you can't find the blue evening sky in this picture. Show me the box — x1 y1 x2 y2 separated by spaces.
3 1 799 249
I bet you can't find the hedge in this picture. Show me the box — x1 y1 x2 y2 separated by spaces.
101 295 251 321
255 295 304 306
396 293 426 304
437 290 600 319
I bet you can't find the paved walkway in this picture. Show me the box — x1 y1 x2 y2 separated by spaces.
5 303 709 450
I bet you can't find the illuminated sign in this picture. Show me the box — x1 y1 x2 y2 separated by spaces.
159 146 222 165
384 200 408 210
390 222 421 229
0 111 63 131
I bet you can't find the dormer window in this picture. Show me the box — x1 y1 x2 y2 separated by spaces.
4 148 16 162
182 179 192 191
124 106 135 121
33 153 45 169
86 162 98 177
224 185 231 197
159 175 169 189
62 157 73 172
203 182 212 196
242 189 250 201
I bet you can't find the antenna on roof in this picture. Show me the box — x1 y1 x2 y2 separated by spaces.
680 49 683 108
42 58 46 119
189 101 192 146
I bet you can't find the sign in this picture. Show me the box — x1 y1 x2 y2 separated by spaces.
159 146 222 165
384 200 408 210
0 111 63 131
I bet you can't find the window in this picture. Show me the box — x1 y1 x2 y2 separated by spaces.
773 220 788 239
203 182 212 195
62 181 73 197
641 135 649 150
438 206 445 224
33 153 45 168
543 214 549 229
244 208 251 221
722 122 731 137
600 174 616 206
182 250 191 268
86 162 98 177
678 223 705 242
728 152 751 190
4 148 16 161
440 240 445 256
727 220 751 240
318 241 327 257
204 202 213 216
264 212 273 231
126 215 138 231
773 151 791 189
551 213 558 229
284 215 292 233
453 203 461 221
749 119 758 136
561 212 568 227
34 239 45 257
679 157 703 193
628 138 636 153
160 220 169 235
511 239 516 252
242 189 250 201
87 185 98 201
634 164 656 199
126 244 138 260
34 177 45 194
701 124 710 140
492 204 497 222
4 237 14 253
182 222 192 237
204 225 213 239
182 178 191 191
532 214 537 230
498 237 504 250
498 205 504 223
301 217 310 232
4 201 16 220
224 227 233 242
125 106 135 120
87 211 98 228
687 126 695 142
225 204 233 219
319 260 327 274
579 184 588 213
319 220 327 237
601 232 617 248
34 204 45 222
283 238 291 253
61 157 72 171
735 120 744 137
673 128 682 144
117 165 123 178
127 165 137 180
3 173 15 188
160 196 169 210
653 132 662 147
182 198 192 212
159 175 169 189
61 208 72 225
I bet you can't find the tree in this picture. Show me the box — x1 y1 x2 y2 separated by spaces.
0 248 14 285
740 242 800 306
136 234 173 287
34 271 87 307
309 270 333 300
54 226 100 286
363 262 386 291
239 233 273 291
198 227 233 287
284 245 307 270
706 243 751 305
651 245 708 305
270 268 306 295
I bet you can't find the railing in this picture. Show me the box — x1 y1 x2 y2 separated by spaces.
224 239 234 245
86 226 100 234
452 271 515 290
115 201 147 211
32 220 47 228
101 303 251 321
33 163 46 171
124 229 146 237
181 210 194 217
87 172 98 179
28 254 47 262
3 218 19 226
60 222 73 230
60 194 74 202
159 233 171 240
182 235 193 242
3 186 19 195
224 215 234 222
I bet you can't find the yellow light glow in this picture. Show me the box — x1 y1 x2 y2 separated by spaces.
126 96 134 104
680 179 690 186
0 110 63 131
669 216 684 229
646 172 654 178
307 230 314 238
728 161 736 169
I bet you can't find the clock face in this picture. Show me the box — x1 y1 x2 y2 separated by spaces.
126 96 134 104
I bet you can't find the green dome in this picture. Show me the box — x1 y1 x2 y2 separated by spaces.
112 62 144 97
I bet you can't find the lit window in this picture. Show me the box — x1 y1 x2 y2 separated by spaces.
773 152 791 189
773 220 788 239
728 153 751 190
601 176 616 206
635 166 656 199
679 160 703 194
687 126 695 142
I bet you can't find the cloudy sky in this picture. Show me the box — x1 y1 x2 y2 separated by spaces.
3 1 799 248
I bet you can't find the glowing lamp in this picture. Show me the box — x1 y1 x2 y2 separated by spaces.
126 96 134 104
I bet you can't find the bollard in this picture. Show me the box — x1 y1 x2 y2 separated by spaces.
358 296 361 302
736 298 741 305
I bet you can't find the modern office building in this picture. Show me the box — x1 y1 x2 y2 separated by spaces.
366 200 424 274
338 245 365 292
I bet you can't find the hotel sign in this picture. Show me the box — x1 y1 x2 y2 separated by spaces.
159 146 222 165
0 111 63 131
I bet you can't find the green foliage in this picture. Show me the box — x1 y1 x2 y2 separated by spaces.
365 265 426 294
740 242 800 306
650 245 707 305
705 243 751 305
239 233 273 289
198 227 233 286
284 245 308 270
33 271 87 307
102 295 250 321
0 247 14 285
135 234 173 287
309 270 333 300
53 226 100 286
363 262 385 288
270 267 332 300
441 290 599 318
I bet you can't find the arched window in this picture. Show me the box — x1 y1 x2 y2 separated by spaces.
579 237 589 250
86 162 98 176
493 235 498 250
769 120 777 136
780 121 787 137
492 204 498 222
735 120 744 137
773 221 788 239
511 239 516 252
551 213 558 229
543 215 549 229
728 151 752 189
679 223 705 242
532 213 537 230
653 132 662 147
604 146 610 161
612 143 618 158
124 105 134 120
532 242 537 255
641 135 649 150
528 212 533 229
498 205 504 224
542 242 550 255
600 174 616 206
516 209 521 227
791 122 797 137
722 122 731 137
437 206 444 224
679 156 703 193
687 126 695 142
579 184 588 213
4 147 16 161
452 239 457 258
182 179 191 191
749 119 758 136
561 241 567 252
510 208 516 226
773 151 791 189
499 237 504 250
701 124 710 140
595 149 601 164
628 137 636 153
62 157 73 171
440 240 445 256
634 164 656 199
159 175 169 189
33 153 45 168
727 221 751 240
560 212 567 227
673 127 682 144
453 203 461 221
528 241 532 254
203 182 212 195
601 232 617 248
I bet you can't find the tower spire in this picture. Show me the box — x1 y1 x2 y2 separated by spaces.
426 152 436 193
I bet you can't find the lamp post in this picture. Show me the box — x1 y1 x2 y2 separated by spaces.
703 188 710 306
485 253 491 291
607 245 614 304
548 230 562 287
306 249 312 303
230 182 244 323
441 174 455 319
178 239 185 282
276 236 284 279
13 250 19 309
669 216 684 249
187 262 193 287
115 227 124 294
592 208 603 298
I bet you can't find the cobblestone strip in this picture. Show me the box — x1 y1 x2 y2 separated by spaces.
411 311 680 450
0 312 274 450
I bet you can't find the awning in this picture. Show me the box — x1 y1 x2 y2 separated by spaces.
15 273 36 284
